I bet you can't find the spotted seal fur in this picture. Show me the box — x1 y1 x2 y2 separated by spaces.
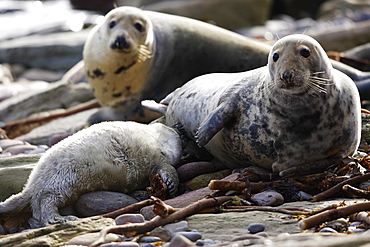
0 121 183 226
83 6 270 123
143 34 361 177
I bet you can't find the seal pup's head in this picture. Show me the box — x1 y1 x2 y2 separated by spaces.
267 34 333 96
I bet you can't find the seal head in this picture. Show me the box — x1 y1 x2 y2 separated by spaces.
84 7 154 107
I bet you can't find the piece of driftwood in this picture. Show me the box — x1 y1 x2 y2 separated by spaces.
299 201 370 230
312 173 370 201
101 198 155 219
89 195 234 247
1 99 99 139
350 211 370 225
208 180 249 191
343 184 370 198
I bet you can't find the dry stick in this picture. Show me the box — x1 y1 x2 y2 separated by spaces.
312 173 370 201
1 99 100 137
222 206 311 215
299 201 370 230
208 180 249 191
223 204 338 216
343 184 370 198
101 198 155 219
350 211 370 225
89 195 233 247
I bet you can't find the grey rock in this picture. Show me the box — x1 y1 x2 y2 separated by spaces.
3 144 38 155
0 79 94 123
144 0 271 30
173 231 202 242
67 232 120 246
164 221 189 234
0 29 89 71
115 214 145 225
149 227 171 242
139 236 162 243
0 216 114 247
247 223 266 234
168 233 196 247
251 190 285 206
75 191 138 217
319 227 338 233
0 154 40 201
0 139 26 150
16 108 99 146
101 242 140 247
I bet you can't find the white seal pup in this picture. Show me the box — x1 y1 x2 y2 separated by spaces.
0 121 183 226
143 34 361 177
83 6 271 123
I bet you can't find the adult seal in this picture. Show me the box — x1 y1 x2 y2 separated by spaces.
0 121 183 227
143 34 361 177
83 6 270 122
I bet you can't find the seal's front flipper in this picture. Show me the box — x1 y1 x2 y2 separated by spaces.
157 165 179 197
141 100 168 115
196 101 237 147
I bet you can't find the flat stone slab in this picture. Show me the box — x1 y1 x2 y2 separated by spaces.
186 198 366 242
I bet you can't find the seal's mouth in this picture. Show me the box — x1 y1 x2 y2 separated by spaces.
111 35 131 52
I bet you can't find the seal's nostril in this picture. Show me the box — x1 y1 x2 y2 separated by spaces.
111 35 130 50
281 71 293 82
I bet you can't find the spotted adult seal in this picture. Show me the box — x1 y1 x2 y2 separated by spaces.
143 34 361 177
0 121 183 226
83 6 270 122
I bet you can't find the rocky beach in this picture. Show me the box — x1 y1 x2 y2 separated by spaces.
2 0 370 246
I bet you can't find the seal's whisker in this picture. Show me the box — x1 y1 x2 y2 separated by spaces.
308 79 328 94
310 76 333 85
306 84 320 97
312 71 326 75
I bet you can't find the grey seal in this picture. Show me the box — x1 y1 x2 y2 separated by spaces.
143 34 361 177
83 6 270 123
0 121 183 226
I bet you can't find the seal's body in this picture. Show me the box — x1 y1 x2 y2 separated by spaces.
0 122 182 226
83 6 270 122
144 34 361 177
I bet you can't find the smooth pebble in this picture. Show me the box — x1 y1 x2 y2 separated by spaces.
101 242 139 247
115 214 145 225
164 220 188 234
149 227 171 242
318 227 338 233
251 190 284 206
67 232 121 245
168 233 196 247
247 223 265 234
0 139 25 150
173 231 202 242
195 239 215 246
139 236 162 243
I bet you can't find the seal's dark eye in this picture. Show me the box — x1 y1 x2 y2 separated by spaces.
272 53 279 62
300 48 310 58
109 20 116 29
134 22 144 32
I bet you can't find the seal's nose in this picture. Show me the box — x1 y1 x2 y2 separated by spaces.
281 71 293 83
111 35 130 50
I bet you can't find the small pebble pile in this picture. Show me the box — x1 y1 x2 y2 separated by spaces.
0 138 48 157
63 214 269 246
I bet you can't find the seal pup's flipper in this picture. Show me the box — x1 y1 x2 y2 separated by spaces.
141 100 168 115
0 191 32 215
